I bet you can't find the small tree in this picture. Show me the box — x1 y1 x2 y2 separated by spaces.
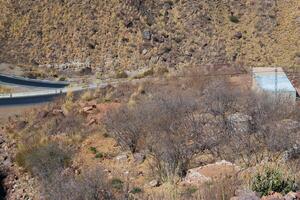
143 92 218 181
104 104 145 153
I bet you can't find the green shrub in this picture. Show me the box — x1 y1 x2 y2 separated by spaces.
115 70 128 79
183 186 197 195
95 152 104 159
111 178 123 190
251 167 297 196
142 68 154 77
89 147 97 154
59 77 66 81
134 68 154 79
103 133 109 138
155 67 169 75
229 15 239 23
130 187 143 194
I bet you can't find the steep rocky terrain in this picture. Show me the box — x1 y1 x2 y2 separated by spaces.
0 0 299 77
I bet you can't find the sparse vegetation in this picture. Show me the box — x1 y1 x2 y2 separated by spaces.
115 70 128 79
252 167 297 196
0 86 11 94
41 167 115 200
130 187 143 194
3 68 300 199
16 142 72 178
111 178 123 190
229 15 239 23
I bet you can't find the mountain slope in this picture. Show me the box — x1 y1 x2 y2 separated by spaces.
0 0 299 75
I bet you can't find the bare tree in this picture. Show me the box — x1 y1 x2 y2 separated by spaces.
104 104 145 153
141 91 219 181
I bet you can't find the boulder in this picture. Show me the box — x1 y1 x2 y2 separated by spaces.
230 189 260 200
163 2 173 10
82 105 96 113
115 153 128 162
182 160 240 186
133 153 146 164
149 179 160 187
52 109 64 115
37 110 48 119
284 192 300 200
261 192 283 200
234 32 243 39
183 168 212 185
142 30 152 40
80 67 93 75
15 121 27 130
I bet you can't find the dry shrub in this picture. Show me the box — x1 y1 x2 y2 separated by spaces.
81 90 94 101
144 92 218 181
104 104 145 153
16 141 72 179
0 85 11 93
105 88 221 181
143 175 240 200
197 175 240 200
41 167 115 200
46 110 86 136
201 80 300 167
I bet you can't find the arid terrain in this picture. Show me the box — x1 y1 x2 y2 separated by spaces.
0 1 300 200
0 0 299 80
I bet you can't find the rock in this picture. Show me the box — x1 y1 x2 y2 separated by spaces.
115 153 128 162
261 192 284 200
295 57 300 65
183 168 212 185
283 144 300 161
234 32 243 39
82 105 96 113
153 34 165 43
0 137 4 145
284 191 300 200
230 189 260 200
133 153 145 164
52 109 64 115
124 20 133 28
227 113 252 134
295 16 300 25
87 118 96 126
284 192 296 200
163 2 172 10
149 179 159 187
142 49 148 55
15 121 27 130
37 110 48 119
80 67 93 75
142 30 152 40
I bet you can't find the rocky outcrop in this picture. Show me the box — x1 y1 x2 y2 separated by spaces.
0 127 37 200
182 160 240 186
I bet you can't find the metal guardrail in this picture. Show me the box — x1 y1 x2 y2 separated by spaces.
0 73 69 88
0 82 110 100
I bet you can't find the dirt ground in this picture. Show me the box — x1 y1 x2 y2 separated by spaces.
0 104 45 122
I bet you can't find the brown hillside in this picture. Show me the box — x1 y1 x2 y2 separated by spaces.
0 0 299 75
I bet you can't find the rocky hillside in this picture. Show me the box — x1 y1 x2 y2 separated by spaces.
0 0 299 75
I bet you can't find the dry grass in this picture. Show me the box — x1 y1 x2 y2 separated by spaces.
0 85 12 94
0 0 299 77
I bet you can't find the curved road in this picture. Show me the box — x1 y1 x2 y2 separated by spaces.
0 73 69 88
0 83 106 106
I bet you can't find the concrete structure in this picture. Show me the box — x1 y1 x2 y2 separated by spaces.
252 67 297 102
